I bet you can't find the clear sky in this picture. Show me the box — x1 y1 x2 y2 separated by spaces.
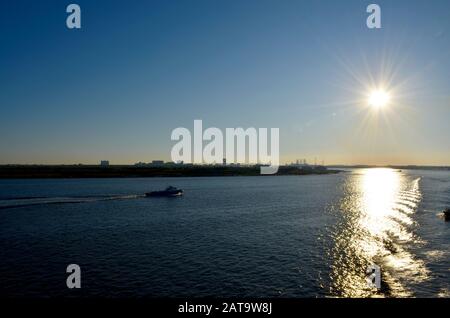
1 0 449 165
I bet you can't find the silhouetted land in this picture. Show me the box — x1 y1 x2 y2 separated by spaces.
0 165 340 179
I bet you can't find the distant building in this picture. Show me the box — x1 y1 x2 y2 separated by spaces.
290 159 309 168
100 160 109 167
151 160 164 166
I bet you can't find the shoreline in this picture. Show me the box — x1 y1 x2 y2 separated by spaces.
0 165 341 179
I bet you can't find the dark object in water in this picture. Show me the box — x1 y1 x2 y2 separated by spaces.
145 186 183 197
443 208 450 221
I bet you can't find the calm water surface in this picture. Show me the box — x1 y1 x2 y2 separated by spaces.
0 168 448 297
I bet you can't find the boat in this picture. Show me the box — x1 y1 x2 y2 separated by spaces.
145 186 183 197
443 208 450 221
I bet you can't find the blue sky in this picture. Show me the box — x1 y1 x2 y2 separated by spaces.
1 0 449 165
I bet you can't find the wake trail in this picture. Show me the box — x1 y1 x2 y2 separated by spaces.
0 194 146 210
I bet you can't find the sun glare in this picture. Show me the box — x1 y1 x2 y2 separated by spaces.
368 90 390 108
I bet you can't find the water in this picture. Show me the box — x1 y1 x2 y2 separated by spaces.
0 168 448 298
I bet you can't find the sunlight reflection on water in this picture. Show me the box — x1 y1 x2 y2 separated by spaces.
329 168 429 297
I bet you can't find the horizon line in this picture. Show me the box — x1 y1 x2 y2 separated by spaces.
1 163 450 168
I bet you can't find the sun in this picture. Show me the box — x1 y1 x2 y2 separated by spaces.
368 90 390 108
